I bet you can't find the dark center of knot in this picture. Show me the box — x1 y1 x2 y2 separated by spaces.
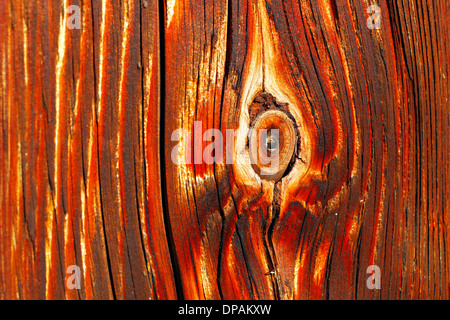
248 93 299 182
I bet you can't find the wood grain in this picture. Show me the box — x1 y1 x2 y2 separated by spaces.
1 0 449 300
0 0 176 299
164 0 450 300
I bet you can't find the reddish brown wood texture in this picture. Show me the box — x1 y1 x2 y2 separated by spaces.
1 0 450 300
0 0 176 299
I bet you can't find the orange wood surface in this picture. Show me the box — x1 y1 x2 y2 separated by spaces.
0 0 449 300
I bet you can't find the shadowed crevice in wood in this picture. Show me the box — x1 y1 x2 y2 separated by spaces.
157 0 183 299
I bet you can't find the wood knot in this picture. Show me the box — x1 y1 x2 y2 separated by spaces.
248 93 298 182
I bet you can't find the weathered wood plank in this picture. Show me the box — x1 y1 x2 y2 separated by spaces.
0 0 176 299
164 0 230 299
0 0 449 300
164 0 450 300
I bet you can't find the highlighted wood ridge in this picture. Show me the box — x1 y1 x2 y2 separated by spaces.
1 0 450 301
